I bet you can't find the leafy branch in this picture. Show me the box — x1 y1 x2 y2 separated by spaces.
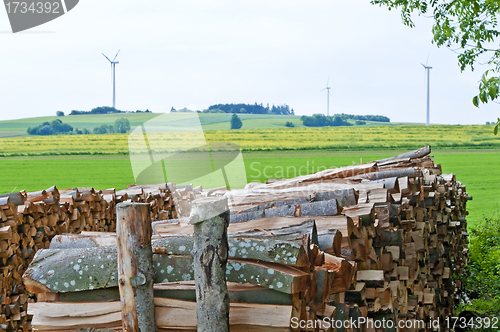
371 0 500 134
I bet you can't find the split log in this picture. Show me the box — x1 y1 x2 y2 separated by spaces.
28 298 295 331
317 229 342 256
342 203 375 226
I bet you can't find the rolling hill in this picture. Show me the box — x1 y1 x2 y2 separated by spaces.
0 112 406 138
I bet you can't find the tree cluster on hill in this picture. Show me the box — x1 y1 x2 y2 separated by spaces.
92 118 131 134
67 107 151 116
170 107 195 113
334 113 390 122
205 103 295 115
27 119 73 135
300 114 353 127
69 106 124 115
27 118 131 136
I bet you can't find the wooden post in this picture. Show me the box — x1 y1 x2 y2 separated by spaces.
116 202 156 332
189 197 230 332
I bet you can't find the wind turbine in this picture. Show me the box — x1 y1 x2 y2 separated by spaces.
421 59 432 126
102 50 120 109
321 76 332 116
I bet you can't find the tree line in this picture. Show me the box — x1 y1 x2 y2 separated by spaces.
59 107 151 116
27 118 131 136
300 113 390 127
204 103 295 115
334 113 390 122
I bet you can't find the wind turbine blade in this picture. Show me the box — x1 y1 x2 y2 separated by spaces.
113 49 121 62
320 88 326 92
421 63 426 68
102 53 112 63
426 52 430 66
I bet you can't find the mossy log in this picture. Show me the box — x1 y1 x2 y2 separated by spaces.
23 251 311 295
47 233 312 267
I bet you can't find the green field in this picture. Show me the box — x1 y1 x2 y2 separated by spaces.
0 113 312 137
0 149 497 227
0 112 418 138
1 114 498 226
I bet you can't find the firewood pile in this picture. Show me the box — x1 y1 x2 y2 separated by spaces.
0 184 177 331
4 146 470 331
150 146 470 330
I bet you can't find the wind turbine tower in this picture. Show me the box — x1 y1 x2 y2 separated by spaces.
321 77 332 116
421 63 432 126
102 50 120 109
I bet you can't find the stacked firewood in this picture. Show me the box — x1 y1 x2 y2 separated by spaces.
24 217 357 331
150 146 470 330
0 184 176 331
4 146 470 331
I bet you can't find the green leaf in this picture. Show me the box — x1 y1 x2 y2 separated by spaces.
473 95 480 107
494 124 498 135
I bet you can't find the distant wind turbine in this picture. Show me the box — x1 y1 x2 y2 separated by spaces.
320 76 332 116
421 59 432 126
102 50 120 109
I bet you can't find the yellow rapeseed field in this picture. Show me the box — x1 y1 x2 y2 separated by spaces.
0 125 498 157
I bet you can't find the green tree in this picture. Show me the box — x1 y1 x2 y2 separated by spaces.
93 124 115 134
372 0 500 133
27 119 73 135
56 111 64 116
230 114 243 129
114 118 131 133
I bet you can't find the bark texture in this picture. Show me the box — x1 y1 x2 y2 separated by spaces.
116 202 156 332
190 197 230 332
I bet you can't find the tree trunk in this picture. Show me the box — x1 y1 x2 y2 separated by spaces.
189 197 230 332
116 202 156 332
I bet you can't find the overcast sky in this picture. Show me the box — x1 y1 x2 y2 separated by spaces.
0 0 498 124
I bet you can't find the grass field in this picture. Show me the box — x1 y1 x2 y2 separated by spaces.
0 124 498 157
0 113 159 137
0 113 312 137
1 114 497 226
0 149 497 227
0 112 417 138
